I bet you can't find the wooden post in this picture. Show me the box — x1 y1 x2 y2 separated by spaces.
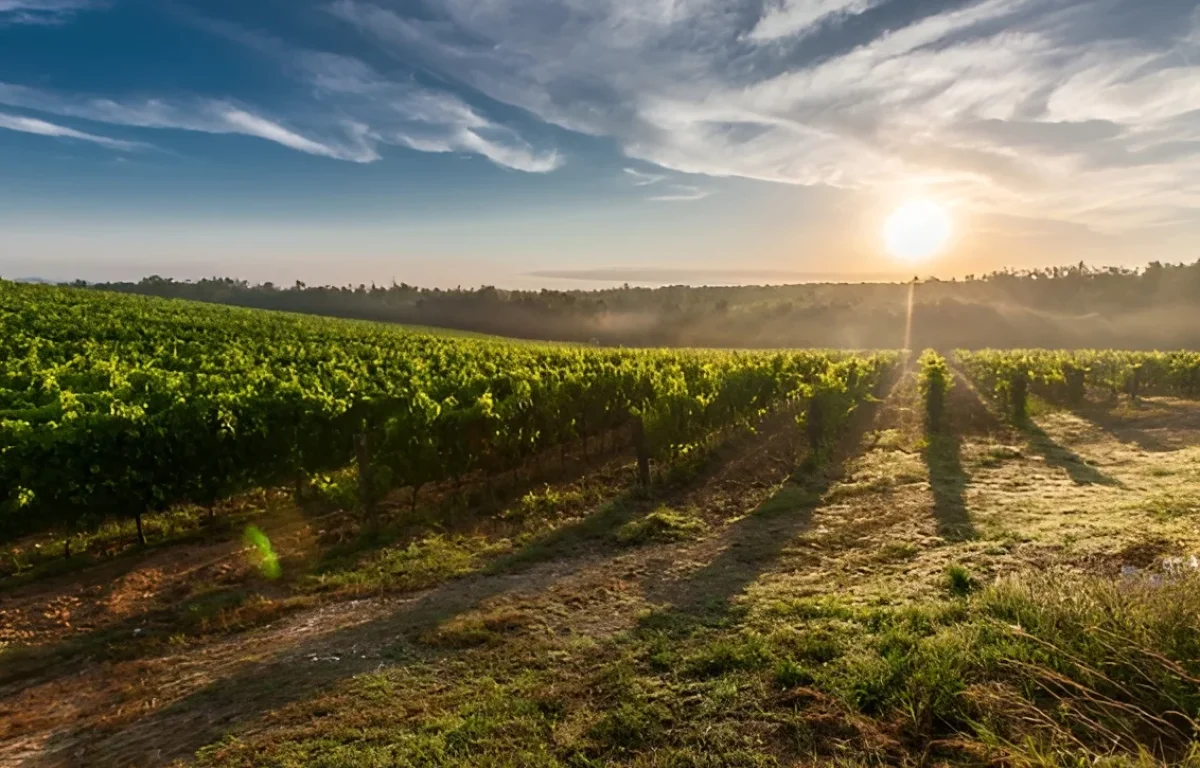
293 472 306 504
632 416 651 488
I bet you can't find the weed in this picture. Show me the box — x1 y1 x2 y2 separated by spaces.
588 699 671 751
421 608 537 648
303 534 509 595
507 485 584 520
944 564 979 597
686 633 773 677
774 658 816 689
614 506 706 545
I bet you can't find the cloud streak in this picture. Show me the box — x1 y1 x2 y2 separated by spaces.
0 16 562 171
624 168 665 186
647 184 713 202
0 111 145 151
745 0 874 42
294 51 561 172
0 0 100 25
0 82 380 162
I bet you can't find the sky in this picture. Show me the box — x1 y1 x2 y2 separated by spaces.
0 0 1197 288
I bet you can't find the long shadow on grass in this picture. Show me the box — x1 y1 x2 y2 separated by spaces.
922 431 974 542
2 453 643 696
948 370 1121 491
25 416 801 766
484 409 801 577
918 372 1006 543
1021 420 1124 487
1068 398 1200 455
641 388 889 626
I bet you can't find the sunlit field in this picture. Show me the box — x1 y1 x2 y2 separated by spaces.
5 0 1198 764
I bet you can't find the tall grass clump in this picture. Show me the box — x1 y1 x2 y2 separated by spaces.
825 570 1200 763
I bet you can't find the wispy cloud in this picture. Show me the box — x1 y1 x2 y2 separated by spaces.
647 184 712 202
0 0 100 25
0 82 378 162
745 0 874 43
220 108 377 162
624 167 665 186
331 0 1200 231
0 111 146 151
295 51 561 172
0 13 562 171
163 12 561 172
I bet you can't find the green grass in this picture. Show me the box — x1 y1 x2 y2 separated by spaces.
302 533 512 595
1143 492 1199 520
943 563 979 597
192 569 1200 767
614 506 707 546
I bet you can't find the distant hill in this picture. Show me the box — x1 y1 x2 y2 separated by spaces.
87 262 1200 350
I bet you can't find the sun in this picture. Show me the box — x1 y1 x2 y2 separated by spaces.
883 200 951 263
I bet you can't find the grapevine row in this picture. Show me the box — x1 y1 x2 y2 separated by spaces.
0 281 896 543
955 349 1200 421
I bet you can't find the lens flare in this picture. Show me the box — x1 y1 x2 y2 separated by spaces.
904 279 915 351
244 525 281 579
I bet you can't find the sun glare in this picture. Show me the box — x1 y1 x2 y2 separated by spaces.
884 200 951 263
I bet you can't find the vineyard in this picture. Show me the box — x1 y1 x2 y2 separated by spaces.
3 281 1200 768
0 281 894 550
955 348 1200 422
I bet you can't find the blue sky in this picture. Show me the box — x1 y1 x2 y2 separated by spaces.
0 0 1197 287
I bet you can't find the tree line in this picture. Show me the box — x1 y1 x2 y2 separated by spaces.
72 260 1200 349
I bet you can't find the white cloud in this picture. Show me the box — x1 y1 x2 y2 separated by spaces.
745 0 873 42
0 28 561 171
331 0 1200 232
647 184 712 202
149 12 563 172
0 82 379 162
624 167 665 186
295 51 561 172
0 111 145 151
220 108 378 162
0 0 99 24
455 129 562 173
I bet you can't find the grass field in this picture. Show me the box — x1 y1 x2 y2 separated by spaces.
2 366 1199 767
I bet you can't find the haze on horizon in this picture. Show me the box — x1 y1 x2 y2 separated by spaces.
1 0 1197 289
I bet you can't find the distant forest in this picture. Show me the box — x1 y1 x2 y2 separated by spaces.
83 262 1200 349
